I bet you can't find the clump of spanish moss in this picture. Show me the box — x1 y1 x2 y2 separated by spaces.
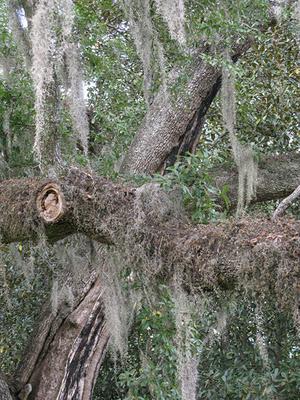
50 279 74 316
0 257 12 309
133 182 184 227
294 1 300 49
155 38 168 98
31 0 56 167
31 0 89 169
173 282 200 400
50 279 59 315
255 303 270 370
60 0 89 156
7 0 32 69
97 246 141 358
123 0 176 105
1 56 14 159
221 49 257 215
124 0 154 105
154 0 186 45
270 0 286 21
65 43 89 156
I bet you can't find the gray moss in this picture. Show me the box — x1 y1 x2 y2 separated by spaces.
221 48 257 215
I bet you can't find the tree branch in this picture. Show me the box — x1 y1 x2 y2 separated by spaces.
120 29 271 174
212 153 300 205
272 183 300 220
1 153 300 245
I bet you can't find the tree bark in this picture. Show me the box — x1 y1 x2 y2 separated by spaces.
1 165 300 287
0 373 13 400
12 275 109 400
120 38 258 174
1 153 299 244
272 183 300 220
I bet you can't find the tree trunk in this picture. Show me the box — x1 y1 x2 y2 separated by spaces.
12 275 109 400
120 38 257 174
0 373 13 400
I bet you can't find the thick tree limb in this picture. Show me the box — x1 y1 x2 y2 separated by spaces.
120 45 223 174
0 165 300 289
1 153 299 244
120 35 263 174
1 154 299 399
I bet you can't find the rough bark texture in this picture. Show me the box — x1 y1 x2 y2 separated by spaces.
0 374 13 400
1 153 299 245
272 183 300 220
120 40 255 174
13 276 109 400
0 165 300 284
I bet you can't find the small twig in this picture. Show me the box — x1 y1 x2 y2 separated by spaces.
272 183 300 220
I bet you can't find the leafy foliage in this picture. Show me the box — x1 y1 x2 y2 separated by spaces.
155 151 229 223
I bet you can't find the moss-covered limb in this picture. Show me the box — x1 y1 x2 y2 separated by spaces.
212 153 300 205
272 183 300 220
0 178 74 243
160 218 300 294
1 153 300 245
0 167 299 296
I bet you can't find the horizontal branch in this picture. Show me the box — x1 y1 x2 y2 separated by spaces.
0 159 299 299
1 153 299 244
212 153 300 204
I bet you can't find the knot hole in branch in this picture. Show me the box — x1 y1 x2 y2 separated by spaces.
37 183 65 223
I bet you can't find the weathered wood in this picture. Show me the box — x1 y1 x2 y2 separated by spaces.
0 373 13 400
14 276 109 400
272 183 300 220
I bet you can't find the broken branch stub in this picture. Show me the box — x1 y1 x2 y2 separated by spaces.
36 183 66 223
